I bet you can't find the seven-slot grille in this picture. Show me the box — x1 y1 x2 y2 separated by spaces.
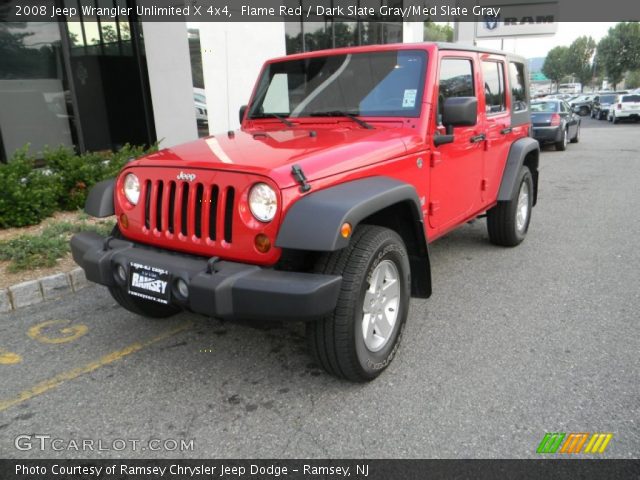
141 179 235 243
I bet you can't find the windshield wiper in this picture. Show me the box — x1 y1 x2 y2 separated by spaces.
250 113 294 127
309 111 374 130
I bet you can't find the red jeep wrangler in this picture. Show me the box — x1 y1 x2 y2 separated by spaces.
72 43 539 381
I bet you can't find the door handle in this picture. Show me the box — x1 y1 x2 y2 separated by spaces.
470 133 486 143
500 127 512 134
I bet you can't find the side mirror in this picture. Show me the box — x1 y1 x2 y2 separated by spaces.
434 97 478 147
239 105 248 124
442 96 478 130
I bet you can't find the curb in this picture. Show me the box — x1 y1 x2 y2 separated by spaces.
0 268 91 313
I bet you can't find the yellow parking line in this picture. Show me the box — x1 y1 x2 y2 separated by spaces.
0 321 193 412
0 349 23 365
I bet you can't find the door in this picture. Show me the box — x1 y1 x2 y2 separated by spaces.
560 101 578 136
429 54 484 230
480 56 511 203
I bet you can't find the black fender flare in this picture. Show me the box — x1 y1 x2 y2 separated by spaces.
497 137 540 205
275 176 431 298
85 179 115 217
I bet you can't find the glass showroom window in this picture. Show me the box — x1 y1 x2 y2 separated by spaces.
0 21 77 162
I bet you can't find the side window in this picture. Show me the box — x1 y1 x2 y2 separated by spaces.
509 61 527 112
438 58 475 124
481 60 506 114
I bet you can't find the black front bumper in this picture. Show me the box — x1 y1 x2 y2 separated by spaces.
70 232 341 321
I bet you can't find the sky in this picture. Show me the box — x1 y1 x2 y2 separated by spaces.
472 22 618 58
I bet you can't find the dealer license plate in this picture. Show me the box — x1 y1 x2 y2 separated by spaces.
128 262 171 304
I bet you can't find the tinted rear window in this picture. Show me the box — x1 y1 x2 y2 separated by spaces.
600 95 616 102
531 102 558 112
622 95 640 102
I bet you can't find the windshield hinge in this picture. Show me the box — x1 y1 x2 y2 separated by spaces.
291 165 311 193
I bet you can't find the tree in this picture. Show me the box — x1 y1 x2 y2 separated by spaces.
626 70 640 89
596 35 625 90
612 22 640 70
424 22 453 42
566 36 596 92
596 22 640 90
542 46 569 92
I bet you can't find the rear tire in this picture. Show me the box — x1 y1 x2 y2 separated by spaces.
306 225 411 382
487 166 533 247
570 124 580 143
555 128 568 151
108 226 180 318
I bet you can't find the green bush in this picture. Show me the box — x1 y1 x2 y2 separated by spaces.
43 146 109 211
44 143 158 212
106 143 157 178
0 143 158 228
0 147 60 228
0 219 115 272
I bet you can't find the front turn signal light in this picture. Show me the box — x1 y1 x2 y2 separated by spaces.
119 213 129 229
255 234 271 253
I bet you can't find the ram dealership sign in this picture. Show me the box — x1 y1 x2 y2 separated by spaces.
475 2 558 38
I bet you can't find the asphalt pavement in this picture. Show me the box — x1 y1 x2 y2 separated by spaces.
1 116 638 459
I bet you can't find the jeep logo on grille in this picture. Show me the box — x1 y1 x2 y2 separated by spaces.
177 171 196 182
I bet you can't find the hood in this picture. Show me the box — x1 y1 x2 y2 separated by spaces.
133 125 418 189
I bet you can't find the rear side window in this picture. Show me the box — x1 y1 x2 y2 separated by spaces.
509 62 527 112
482 60 506 114
437 58 475 124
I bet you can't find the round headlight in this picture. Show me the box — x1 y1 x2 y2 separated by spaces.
123 173 140 205
249 183 277 222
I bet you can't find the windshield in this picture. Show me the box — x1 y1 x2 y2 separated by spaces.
249 50 427 119
531 102 559 112
600 95 616 103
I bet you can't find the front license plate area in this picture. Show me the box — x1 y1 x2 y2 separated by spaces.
128 262 171 304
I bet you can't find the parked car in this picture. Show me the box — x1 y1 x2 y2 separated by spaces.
569 95 594 116
607 94 640 123
591 93 617 119
71 43 540 381
530 99 580 150
543 93 572 101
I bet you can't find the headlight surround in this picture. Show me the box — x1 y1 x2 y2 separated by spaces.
123 173 140 205
248 183 277 222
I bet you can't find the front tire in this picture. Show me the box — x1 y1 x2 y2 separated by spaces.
487 166 534 247
306 225 411 382
108 226 180 318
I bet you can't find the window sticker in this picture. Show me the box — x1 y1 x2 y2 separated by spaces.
402 89 417 108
